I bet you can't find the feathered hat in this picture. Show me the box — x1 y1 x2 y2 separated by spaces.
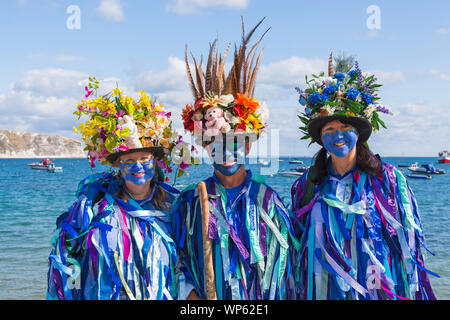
181 18 270 145
74 77 195 175
296 51 393 145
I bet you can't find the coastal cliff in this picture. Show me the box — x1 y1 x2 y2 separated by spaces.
0 129 85 158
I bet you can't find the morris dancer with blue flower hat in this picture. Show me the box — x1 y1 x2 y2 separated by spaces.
47 80 195 300
172 18 299 300
292 52 438 300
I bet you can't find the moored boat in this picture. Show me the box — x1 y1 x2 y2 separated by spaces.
28 158 52 170
408 163 445 175
279 171 303 177
438 150 450 164
407 174 431 180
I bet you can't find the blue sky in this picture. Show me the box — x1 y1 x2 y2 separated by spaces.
1 0 449 157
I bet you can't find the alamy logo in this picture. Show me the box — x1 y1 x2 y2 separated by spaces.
66 5 81 30
366 5 381 30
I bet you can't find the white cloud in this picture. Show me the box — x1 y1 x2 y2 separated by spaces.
96 0 124 22
430 69 450 81
166 0 249 15
28 53 84 62
367 70 405 84
436 27 450 35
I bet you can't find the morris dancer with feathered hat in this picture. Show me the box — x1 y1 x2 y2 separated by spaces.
172 18 299 300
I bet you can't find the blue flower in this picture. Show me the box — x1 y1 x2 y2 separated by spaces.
361 92 373 104
320 93 328 102
348 70 357 78
299 96 307 105
346 88 361 100
323 84 336 95
308 92 321 105
333 72 346 83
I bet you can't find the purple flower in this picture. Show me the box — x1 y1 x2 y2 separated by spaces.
376 105 391 114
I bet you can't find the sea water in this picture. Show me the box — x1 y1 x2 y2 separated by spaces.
0 157 448 299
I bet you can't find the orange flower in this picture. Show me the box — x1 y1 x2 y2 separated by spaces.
234 93 260 113
182 104 193 121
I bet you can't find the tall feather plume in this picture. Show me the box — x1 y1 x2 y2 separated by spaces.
191 54 205 98
226 17 268 97
217 43 230 95
205 39 217 93
185 45 199 99
328 51 334 77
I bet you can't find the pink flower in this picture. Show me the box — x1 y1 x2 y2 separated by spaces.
112 144 129 152
84 86 93 99
179 158 190 171
115 110 125 118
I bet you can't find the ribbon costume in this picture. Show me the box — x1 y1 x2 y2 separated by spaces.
47 80 195 299
291 53 438 300
172 19 299 300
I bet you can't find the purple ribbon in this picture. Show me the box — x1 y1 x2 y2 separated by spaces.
294 194 319 224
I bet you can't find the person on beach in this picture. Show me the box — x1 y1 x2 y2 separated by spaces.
171 19 299 300
291 52 438 300
46 80 195 300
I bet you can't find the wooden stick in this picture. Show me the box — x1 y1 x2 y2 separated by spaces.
197 181 218 300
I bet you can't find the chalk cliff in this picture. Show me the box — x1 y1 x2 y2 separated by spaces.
0 129 85 158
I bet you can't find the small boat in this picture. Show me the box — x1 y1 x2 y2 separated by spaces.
258 159 269 165
399 162 418 168
47 163 63 173
407 174 431 180
288 159 303 164
28 158 52 170
279 171 303 177
438 150 450 164
294 166 309 173
408 163 445 175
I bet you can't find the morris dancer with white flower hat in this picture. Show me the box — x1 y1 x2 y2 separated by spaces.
47 80 195 300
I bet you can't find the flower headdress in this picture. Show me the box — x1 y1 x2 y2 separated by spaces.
74 77 195 176
296 51 393 145
181 18 270 144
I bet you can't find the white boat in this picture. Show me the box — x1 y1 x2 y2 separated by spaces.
288 159 303 164
399 161 418 168
279 171 303 177
258 159 269 165
28 158 52 170
438 150 450 164
408 163 445 175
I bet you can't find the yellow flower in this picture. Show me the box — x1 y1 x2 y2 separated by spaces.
112 87 122 97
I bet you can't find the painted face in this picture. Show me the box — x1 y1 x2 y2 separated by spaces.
322 127 358 157
119 154 155 185
209 139 246 176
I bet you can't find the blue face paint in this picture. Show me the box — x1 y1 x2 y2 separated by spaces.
210 139 246 176
322 128 358 157
119 158 155 185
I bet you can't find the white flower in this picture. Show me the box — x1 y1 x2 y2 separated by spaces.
323 76 334 85
324 105 335 115
224 110 240 124
362 71 373 79
218 94 234 107
364 104 376 118
255 101 269 125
